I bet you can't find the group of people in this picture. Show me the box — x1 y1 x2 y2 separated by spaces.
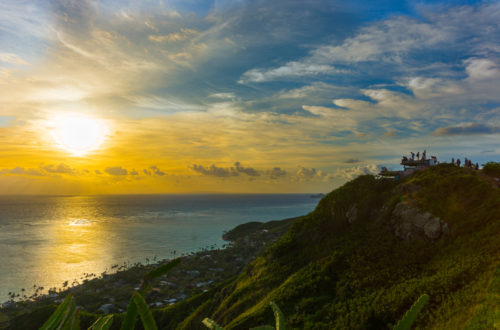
400 151 480 171
451 157 479 170
401 150 435 162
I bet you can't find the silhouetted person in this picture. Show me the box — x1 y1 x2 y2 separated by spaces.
422 150 426 160
417 152 420 160
451 157 455 164
475 163 479 170
457 159 461 167
411 152 415 160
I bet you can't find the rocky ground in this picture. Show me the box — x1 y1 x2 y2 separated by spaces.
0 216 298 327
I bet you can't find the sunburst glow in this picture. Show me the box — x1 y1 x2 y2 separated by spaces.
51 115 107 156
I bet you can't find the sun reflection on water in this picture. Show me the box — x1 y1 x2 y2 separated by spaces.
32 200 114 294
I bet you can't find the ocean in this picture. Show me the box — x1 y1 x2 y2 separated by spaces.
0 194 318 303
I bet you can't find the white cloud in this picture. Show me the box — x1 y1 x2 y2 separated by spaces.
334 164 379 180
0 53 28 65
464 58 500 80
240 62 342 83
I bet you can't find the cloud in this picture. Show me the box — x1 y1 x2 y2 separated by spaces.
432 123 500 136
269 167 287 179
302 105 338 117
334 164 379 180
234 162 259 176
148 28 198 43
208 92 235 99
464 58 500 80
149 165 165 176
239 2 500 89
105 166 128 176
42 163 75 174
190 162 260 177
0 53 28 65
383 131 398 137
240 62 341 83
130 169 139 175
95 170 102 175
294 166 333 182
1 167 43 176
344 158 360 164
191 164 237 177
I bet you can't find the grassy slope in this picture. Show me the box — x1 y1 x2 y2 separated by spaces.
173 165 500 329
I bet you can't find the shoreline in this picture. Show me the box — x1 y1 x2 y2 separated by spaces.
0 216 300 327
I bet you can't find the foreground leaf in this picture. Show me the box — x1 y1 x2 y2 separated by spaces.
40 295 73 330
270 302 285 330
59 298 77 330
88 315 113 330
393 294 430 330
120 299 138 330
144 258 181 281
132 292 158 330
202 317 225 329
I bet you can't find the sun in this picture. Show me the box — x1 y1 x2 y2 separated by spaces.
51 114 107 156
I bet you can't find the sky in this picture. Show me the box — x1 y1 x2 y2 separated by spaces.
0 0 499 194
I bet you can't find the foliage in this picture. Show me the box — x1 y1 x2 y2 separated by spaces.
393 294 429 330
39 259 180 330
482 162 500 177
202 302 285 330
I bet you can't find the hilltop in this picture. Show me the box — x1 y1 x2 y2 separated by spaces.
4 163 500 329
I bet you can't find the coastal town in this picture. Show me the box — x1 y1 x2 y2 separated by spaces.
0 217 297 327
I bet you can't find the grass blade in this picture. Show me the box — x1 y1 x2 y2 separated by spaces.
250 326 274 330
132 292 158 330
144 259 181 281
58 298 76 330
40 295 73 330
393 294 430 330
202 317 225 329
88 315 113 330
120 298 138 330
62 307 80 330
270 302 285 330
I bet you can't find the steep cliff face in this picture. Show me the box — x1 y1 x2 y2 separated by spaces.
159 164 500 329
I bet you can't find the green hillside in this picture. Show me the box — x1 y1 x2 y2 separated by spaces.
166 164 500 329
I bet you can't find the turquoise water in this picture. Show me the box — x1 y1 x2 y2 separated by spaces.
0 194 318 302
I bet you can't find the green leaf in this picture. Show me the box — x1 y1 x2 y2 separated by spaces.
62 305 80 330
393 294 430 330
120 298 138 330
132 292 158 330
58 298 77 330
201 317 224 329
270 302 285 330
144 258 181 281
88 315 113 330
40 295 73 330
250 326 274 330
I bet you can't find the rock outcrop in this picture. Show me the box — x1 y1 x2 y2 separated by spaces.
345 205 358 223
391 202 449 241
